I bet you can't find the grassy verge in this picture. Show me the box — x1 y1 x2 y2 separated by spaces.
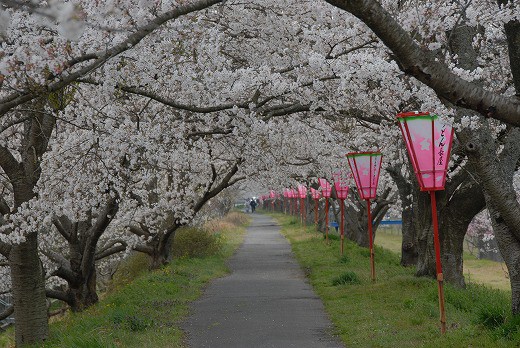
275 214 519 348
375 228 511 291
0 212 248 348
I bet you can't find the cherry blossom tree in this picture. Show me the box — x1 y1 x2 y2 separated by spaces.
0 0 226 344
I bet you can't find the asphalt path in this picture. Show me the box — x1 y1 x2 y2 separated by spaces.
182 214 343 348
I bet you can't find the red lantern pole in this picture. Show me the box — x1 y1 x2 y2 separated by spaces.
324 198 329 243
292 196 296 216
300 197 304 225
431 191 447 334
314 198 319 230
340 199 345 255
333 173 349 256
366 199 375 281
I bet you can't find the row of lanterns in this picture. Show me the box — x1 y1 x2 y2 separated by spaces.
260 112 454 334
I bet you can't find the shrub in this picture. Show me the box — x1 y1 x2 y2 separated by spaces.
327 234 340 241
173 227 220 258
332 271 360 285
110 252 149 290
495 314 520 339
223 211 249 226
477 306 507 330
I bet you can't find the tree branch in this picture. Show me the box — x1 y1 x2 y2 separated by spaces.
45 289 70 304
80 195 119 276
0 305 14 321
95 240 127 260
0 241 11 259
325 0 520 126
52 216 71 242
0 0 223 117
132 244 154 255
0 145 22 182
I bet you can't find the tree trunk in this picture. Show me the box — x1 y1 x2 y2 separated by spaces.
462 122 520 314
9 233 48 345
387 165 419 266
346 199 370 247
415 181 484 287
148 232 175 270
400 201 418 267
68 266 99 312
487 201 520 314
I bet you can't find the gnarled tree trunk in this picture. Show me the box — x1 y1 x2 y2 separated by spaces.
462 123 520 314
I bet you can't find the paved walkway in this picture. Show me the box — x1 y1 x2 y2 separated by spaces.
182 214 343 348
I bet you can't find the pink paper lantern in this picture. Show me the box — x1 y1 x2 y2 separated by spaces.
310 187 321 200
397 112 454 191
297 185 307 199
346 152 383 200
332 171 349 200
318 178 332 198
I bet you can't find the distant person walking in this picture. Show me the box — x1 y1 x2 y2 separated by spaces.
249 199 257 213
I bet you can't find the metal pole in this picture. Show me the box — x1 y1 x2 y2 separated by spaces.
325 198 329 243
367 200 375 282
340 199 345 255
430 191 447 334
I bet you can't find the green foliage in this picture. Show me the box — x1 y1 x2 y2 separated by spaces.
494 315 520 340
172 227 220 258
327 233 340 241
478 306 507 330
332 271 360 285
47 83 77 111
339 254 349 263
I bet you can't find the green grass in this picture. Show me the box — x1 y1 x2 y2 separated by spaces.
375 228 511 291
0 213 248 348
275 214 519 348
